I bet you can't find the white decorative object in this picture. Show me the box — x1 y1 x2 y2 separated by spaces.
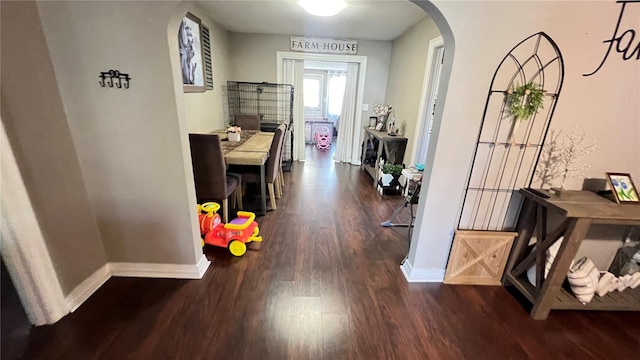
526 237 564 286
227 126 242 142
535 127 597 189
567 256 600 304
373 104 392 116
380 173 394 187
228 132 240 142
597 271 640 297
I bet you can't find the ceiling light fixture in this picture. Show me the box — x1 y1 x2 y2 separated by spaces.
299 0 347 17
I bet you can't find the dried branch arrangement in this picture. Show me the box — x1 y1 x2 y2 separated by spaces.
535 127 597 189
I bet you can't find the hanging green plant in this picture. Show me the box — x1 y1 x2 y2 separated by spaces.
507 83 545 121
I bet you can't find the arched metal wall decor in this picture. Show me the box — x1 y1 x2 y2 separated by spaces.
458 32 565 231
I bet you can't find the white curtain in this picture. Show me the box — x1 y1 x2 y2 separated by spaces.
327 71 346 124
283 59 305 161
333 62 359 164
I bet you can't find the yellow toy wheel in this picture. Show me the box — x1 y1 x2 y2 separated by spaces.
201 239 205 247
252 226 260 237
228 240 247 257
200 202 220 215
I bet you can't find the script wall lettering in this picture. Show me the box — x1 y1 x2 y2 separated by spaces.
584 0 640 76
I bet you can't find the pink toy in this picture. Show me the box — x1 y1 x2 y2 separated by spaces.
313 125 332 150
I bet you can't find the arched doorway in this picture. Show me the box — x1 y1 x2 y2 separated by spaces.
165 1 456 282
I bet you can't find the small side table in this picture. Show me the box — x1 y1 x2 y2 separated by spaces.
360 127 408 187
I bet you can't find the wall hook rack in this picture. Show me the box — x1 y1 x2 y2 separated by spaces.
98 70 131 89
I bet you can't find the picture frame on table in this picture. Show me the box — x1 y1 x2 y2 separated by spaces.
605 172 639 204
179 12 206 93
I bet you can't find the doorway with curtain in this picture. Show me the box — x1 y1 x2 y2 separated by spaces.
277 52 367 165
302 61 347 150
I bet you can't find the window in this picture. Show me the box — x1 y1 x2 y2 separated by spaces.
303 74 324 118
303 77 321 108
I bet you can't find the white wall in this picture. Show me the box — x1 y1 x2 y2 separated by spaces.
37 0 203 265
183 10 231 133
406 0 640 277
384 17 441 165
1 0 108 296
228 32 392 125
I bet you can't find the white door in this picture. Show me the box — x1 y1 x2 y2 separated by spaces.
303 73 324 119
414 38 445 165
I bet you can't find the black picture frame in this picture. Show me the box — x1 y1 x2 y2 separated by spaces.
179 12 206 93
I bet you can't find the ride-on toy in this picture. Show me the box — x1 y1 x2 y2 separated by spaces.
197 202 262 256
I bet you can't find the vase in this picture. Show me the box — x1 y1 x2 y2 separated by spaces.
549 187 563 196
228 132 241 142
377 114 387 131
387 123 395 135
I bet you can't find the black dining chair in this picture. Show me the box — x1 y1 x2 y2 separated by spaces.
233 114 261 131
188 133 243 223
231 124 286 210
276 125 288 195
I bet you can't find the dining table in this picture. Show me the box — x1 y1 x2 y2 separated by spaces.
211 129 274 215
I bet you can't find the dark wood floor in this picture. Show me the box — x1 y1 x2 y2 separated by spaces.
7 145 640 359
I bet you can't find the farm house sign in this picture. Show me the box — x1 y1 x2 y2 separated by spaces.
584 0 639 76
290 36 358 55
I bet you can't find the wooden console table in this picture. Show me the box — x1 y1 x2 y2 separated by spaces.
503 189 640 320
360 127 407 187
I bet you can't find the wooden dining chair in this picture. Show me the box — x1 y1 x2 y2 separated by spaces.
232 125 285 209
233 114 261 131
188 133 243 223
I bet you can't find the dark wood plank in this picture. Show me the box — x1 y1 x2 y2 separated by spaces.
503 197 537 283
511 218 570 277
520 189 640 222
532 218 592 319
7 146 639 360
553 287 640 311
535 205 546 291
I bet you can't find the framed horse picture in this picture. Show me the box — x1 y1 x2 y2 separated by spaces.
178 13 206 93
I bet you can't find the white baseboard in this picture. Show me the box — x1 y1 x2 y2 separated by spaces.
195 254 211 278
65 256 210 314
65 263 111 312
110 254 211 279
400 261 445 282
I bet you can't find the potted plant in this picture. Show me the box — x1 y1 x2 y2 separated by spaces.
379 163 404 189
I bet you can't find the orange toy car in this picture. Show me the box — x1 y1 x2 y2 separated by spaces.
198 202 262 256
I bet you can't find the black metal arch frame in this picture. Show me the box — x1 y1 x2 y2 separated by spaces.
458 32 565 231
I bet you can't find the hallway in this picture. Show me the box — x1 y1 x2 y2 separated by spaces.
7 149 639 359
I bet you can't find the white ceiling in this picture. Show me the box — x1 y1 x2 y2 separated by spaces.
196 0 429 41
